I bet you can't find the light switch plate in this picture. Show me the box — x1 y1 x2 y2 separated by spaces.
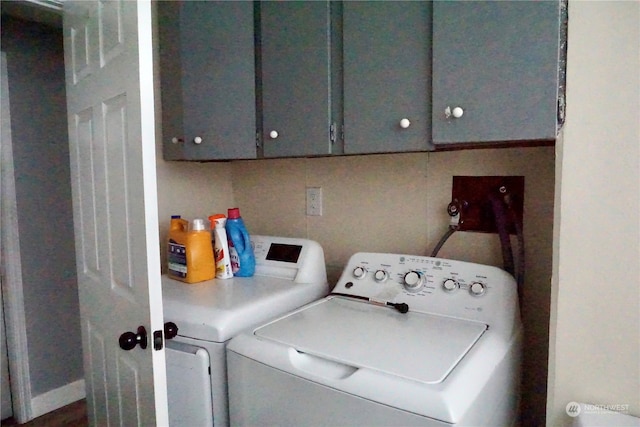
306 187 323 216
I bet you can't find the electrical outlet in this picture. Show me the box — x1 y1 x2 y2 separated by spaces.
306 187 323 216
451 176 524 234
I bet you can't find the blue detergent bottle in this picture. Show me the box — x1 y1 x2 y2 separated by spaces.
225 207 255 277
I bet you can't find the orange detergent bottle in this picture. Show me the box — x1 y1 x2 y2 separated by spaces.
167 216 215 283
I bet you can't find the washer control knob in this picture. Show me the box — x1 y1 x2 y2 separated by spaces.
442 278 459 292
352 266 367 280
403 271 424 292
469 282 486 296
374 270 388 282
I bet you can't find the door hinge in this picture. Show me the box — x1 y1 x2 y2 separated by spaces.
330 123 337 144
256 131 262 148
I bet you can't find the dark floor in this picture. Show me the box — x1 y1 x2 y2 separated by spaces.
1 400 87 427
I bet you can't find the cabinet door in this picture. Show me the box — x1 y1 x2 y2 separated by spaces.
343 1 432 154
432 1 560 145
158 1 185 160
160 1 257 160
259 1 340 158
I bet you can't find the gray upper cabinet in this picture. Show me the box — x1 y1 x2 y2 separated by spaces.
258 1 342 158
159 1 257 160
159 1 563 161
432 0 561 146
343 1 432 154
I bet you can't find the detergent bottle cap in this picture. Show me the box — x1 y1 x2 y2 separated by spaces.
227 207 241 219
191 218 206 231
208 214 226 229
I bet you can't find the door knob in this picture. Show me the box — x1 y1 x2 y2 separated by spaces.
164 322 178 340
119 326 148 351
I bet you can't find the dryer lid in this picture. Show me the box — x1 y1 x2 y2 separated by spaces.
162 275 327 343
254 296 487 384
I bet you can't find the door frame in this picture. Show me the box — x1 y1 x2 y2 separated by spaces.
2 1 89 423
2 31 85 424
0 51 32 424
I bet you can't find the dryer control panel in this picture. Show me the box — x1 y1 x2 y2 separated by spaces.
331 253 519 337
252 235 327 284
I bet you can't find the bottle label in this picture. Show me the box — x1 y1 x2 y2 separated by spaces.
168 241 187 278
215 247 232 277
229 240 240 273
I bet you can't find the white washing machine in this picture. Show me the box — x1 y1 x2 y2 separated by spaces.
162 235 328 427
227 252 522 426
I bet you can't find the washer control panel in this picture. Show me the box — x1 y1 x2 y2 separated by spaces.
332 252 518 328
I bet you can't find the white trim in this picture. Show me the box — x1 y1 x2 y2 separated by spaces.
23 0 63 13
1 52 33 424
30 380 85 419
138 2 169 424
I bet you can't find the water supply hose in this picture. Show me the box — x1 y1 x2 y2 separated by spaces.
430 200 462 257
504 192 525 308
430 226 457 257
489 192 515 277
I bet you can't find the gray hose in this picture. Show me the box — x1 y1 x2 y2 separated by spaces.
505 195 525 308
490 193 515 277
430 226 457 258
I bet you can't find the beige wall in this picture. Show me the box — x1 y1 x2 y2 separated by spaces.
548 1 640 426
231 146 555 425
154 159 235 270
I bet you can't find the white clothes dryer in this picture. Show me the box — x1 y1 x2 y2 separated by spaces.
227 252 522 426
162 235 328 427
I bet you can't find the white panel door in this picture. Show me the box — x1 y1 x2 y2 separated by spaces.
63 1 168 425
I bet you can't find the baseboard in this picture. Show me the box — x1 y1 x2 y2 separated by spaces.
31 379 86 419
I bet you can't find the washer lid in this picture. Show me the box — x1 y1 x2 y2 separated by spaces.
254 296 487 384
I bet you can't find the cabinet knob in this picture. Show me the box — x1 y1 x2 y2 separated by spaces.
193 136 203 144
171 137 183 144
269 130 279 139
445 106 464 119
399 118 411 129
